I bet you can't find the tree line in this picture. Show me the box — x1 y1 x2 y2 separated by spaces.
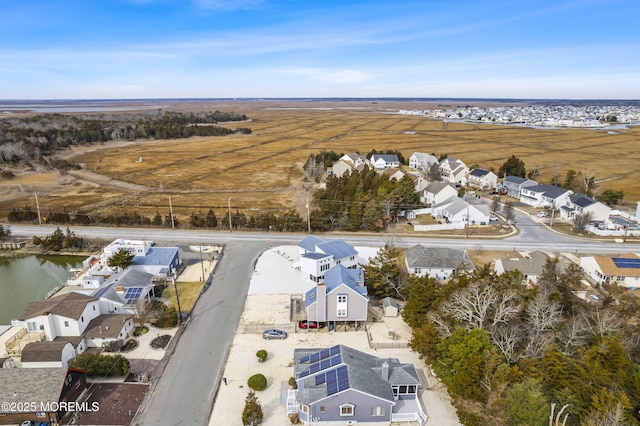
0 110 251 166
362 246 640 426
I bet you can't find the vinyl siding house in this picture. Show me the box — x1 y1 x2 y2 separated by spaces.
331 160 354 178
82 314 134 349
439 157 469 185
467 168 498 190
340 153 367 168
560 194 611 222
580 254 640 287
305 265 368 324
408 152 438 171
291 345 426 425
501 176 537 198
493 251 552 286
423 182 458 206
370 154 400 171
298 236 359 282
405 244 474 281
130 246 181 278
91 268 155 316
519 184 572 209
431 196 491 225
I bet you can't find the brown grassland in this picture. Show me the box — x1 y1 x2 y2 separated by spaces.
1 100 639 223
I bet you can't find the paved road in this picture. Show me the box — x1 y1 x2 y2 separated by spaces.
7 224 640 425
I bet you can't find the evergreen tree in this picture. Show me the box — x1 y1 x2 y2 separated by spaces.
241 390 263 425
498 155 526 178
107 248 135 271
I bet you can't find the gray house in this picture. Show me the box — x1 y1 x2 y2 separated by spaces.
305 265 368 325
290 344 426 425
501 175 537 198
405 244 474 281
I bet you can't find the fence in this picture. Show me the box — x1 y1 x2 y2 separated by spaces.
413 223 465 232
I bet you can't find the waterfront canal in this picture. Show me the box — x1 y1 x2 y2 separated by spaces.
0 255 83 324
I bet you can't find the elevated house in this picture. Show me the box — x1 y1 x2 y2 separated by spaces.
439 157 468 185
101 239 180 278
519 184 572 209
408 152 438 171
405 244 474 281
305 264 368 326
290 345 426 425
501 176 537 198
298 236 359 283
580 253 640 287
0 367 88 425
560 194 611 222
91 268 155 316
467 168 498 190
370 154 400 171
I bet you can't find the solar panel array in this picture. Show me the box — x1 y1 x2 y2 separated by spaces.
124 287 144 304
299 345 341 364
612 257 640 269
299 354 342 378
326 365 349 395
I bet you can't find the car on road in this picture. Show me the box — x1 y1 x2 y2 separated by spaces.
298 320 326 329
262 329 287 339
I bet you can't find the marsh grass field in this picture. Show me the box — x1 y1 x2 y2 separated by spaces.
1 100 638 223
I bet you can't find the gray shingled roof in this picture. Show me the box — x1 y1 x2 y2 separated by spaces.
570 194 597 208
21 341 72 363
0 368 67 412
405 244 474 270
498 251 550 275
425 181 455 194
21 292 98 321
469 168 489 177
525 184 570 199
83 314 133 339
294 345 420 405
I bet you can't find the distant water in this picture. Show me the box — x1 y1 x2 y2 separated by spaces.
0 255 83 325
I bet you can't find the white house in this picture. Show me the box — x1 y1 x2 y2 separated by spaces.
298 236 359 282
467 168 498 190
91 268 156 316
519 184 572 209
340 152 367 168
82 314 134 349
501 176 537 198
439 157 469 185
431 196 491 225
102 239 154 259
370 154 400 171
409 152 438 171
405 244 474 281
423 181 458 206
580 254 640 288
560 194 611 222
21 341 76 368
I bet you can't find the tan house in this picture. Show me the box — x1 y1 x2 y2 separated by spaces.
580 253 640 287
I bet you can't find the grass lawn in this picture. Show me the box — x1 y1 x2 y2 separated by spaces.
163 281 205 313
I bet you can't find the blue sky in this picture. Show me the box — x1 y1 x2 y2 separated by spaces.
1 0 638 99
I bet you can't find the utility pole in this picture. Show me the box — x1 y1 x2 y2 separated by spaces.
168 196 175 230
34 192 42 225
199 244 206 283
550 205 555 228
228 197 233 232
306 198 311 234
171 276 183 325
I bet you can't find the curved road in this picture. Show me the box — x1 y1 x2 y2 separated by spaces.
7 224 640 425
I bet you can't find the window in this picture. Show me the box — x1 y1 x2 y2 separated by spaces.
372 406 385 417
81 316 84 323
93 305 96 311
340 404 354 416
301 405 308 413
64 321 69 327
319 406 325 413
408 385 417 393
337 294 347 318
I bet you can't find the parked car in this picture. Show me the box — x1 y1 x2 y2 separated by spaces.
262 329 287 339
537 211 549 218
298 320 325 329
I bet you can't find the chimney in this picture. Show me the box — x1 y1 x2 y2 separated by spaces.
116 286 124 292
381 361 389 381
316 283 327 322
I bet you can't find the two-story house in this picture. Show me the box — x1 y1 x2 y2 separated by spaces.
422 181 458 206
91 268 155 316
467 168 498 190
305 264 368 325
439 157 468 185
298 236 359 282
560 193 611 222
290 345 426 425
408 152 438 171
519 184 572 209
501 176 537 198
370 154 400 171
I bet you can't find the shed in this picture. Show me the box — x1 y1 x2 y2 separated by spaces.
382 297 399 317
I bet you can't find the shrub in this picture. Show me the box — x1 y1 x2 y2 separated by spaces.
289 413 300 424
288 376 298 389
256 349 268 362
68 353 130 377
242 390 263 425
247 373 267 391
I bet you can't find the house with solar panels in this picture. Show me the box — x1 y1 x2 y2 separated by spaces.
90 268 155 316
305 264 368 326
580 253 640 287
298 236 359 283
289 344 427 425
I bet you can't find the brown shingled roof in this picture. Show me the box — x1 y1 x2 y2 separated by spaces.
21 341 73 363
594 253 640 277
0 368 67 412
21 292 98 321
83 314 133 340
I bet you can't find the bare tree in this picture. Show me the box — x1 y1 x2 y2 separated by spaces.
556 314 590 355
579 167 597 196
522 330 555 359
491 325 523 363
549 403 570 426
491 290 521 327
426 312 452 337
491 196 501 213
582 402 627 426
573 211 595 234
502 201 515 223
526 293 564 333
440 283 497 330
583 308 622 338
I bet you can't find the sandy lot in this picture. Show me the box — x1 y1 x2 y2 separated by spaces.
210 246 460 426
